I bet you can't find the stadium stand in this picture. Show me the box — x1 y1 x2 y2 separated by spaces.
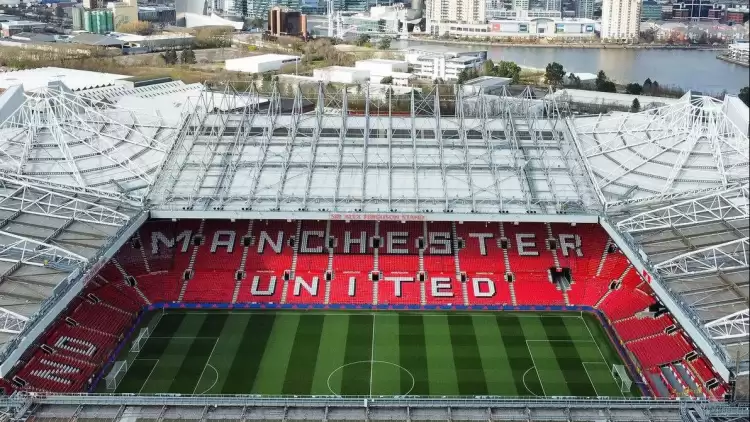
5 219 729 398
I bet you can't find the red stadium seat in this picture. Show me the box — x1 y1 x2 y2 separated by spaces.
7 219 728 397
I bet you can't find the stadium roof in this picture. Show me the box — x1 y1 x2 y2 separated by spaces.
572 94 749 210
0 79 747 378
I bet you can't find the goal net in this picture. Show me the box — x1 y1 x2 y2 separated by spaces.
105 361 127 392
611 364 632 393
131 328 150 353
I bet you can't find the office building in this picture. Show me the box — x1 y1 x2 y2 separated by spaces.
641 0 661 20
726 8 749 25
268 6 308 36
601 0 641 41
405 50 486 80
576 0 594 19
108 2 138 27
545 0 561 12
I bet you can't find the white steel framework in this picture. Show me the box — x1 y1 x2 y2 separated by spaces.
0 83 177 205
573 94 749 210
150 82 601 215
0 307 27 335
653 237 749 277
705 310 749 341
0 229 88 268
616 184 749 233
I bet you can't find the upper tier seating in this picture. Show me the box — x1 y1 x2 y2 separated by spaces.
455 222 505 275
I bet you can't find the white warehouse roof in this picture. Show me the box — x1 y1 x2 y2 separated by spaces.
226 54 300 66
0 67 130 92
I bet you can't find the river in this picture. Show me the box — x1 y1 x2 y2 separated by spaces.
394 40 749 94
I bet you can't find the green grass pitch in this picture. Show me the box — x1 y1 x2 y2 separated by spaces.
105 310 640 398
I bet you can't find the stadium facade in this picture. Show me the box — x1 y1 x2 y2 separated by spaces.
0 74 747 420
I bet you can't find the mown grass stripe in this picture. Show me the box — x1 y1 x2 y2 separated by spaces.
282 314 325 395
423 314 459 395
252 313 300 394
497 315 541 396
541 316 597 397
398 313 429 396
139 313 206 393
169 313 227 393
222 313 276 394
471 315 518 396
310 314 349 395
204 313 251 394
142 313 185 357
339 314 373 396
447 314 488 395
114 359 157 393
371 314 402 396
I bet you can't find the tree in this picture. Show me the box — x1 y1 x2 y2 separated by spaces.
482 59 495 76
567 73 581 89
544 62 565 86
599 80 617 93
740 87 750 107
595 70 608 91
625 83 643 95
355 34 371 47
160 49 178 65
380 76 393 84
249 17 265 30
180 48 196 64
643 78 653 94
497 61 521 83
378 36 391 50
630 98 641 112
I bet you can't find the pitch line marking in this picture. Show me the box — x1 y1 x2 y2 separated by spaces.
369 314 376 397
138 359 160 394
581 362 602 397
193 337 221 395
326 361 415 398
578 315 624 397
197 364 219 395
524 341 547 397
522 367 541 397
161 311 587 319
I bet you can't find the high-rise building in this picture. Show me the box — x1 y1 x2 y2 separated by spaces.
544 0 560 12
512 0 529 10
576 0 594 19
601 0 641 41
426 0 485 34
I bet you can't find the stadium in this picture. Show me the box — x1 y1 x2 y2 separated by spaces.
0 73 747 421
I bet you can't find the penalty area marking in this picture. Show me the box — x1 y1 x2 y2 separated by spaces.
196 364 219 395
137 359 160 394
326 361 415 398
522 367 541 397
193 338 221 395
582 362 606 398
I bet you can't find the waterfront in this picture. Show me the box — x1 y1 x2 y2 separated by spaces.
396 40 750 93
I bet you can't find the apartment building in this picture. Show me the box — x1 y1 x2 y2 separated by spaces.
426 0 486 34
601 0 642 41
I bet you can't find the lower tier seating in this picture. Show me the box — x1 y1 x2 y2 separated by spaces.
5 218 728 398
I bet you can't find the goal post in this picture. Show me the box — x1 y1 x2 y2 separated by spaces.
105 361 127 392
131 327 150 353
611 364 632 393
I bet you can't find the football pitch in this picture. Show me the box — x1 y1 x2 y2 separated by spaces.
106 310 640 398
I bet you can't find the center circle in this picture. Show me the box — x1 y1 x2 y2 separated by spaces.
326 360 415 397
